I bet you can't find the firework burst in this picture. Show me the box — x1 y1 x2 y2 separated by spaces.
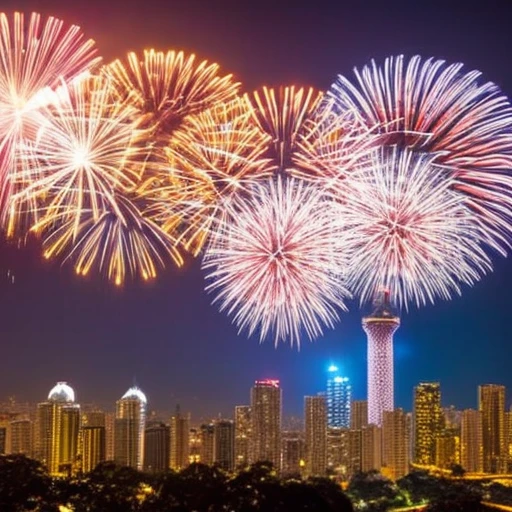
145 96 273 255
103 49 240 137
246 86 324 173
330 55 512 251
203 176 349 347
343 146 493 308
0 11 100 219
10 74 182 284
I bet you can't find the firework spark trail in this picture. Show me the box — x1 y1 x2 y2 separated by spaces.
47 195 183 286
0 11 100 220
203 176 349 347
145 96 274 255
10 74 183 285
103 49 240 137
342 146 493 308
330 55 512 252
246 86 324 173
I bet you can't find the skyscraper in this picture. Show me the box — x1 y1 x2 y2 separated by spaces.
199 423 215 466
461 409 483 473
361 425 382 473
214 419 235 472
350 401 368 430
382 408 409 480
35 382 80 476
82 426 105 473
250 379 281 469
413 382 443 466
144 423 170 472
10 419 33 457
281 431 305 476
326 366 351 428
234 405 251 470
170 406 190 470
114 386 147 470
479 384 506 473
304 395 327 477
362 292 400 426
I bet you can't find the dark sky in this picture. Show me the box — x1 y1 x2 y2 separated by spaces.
2 0 512 421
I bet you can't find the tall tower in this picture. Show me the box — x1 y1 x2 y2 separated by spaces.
350 400 368 430
169 406 190 470
10 419 33 457
35 382 80 476
326 366 351 428
304 395 327 477
413 382 443 465
214 419 235 472
82 426 105 473
250 379 281 469
362 291 400 426
461 409 483 473
382 408 409 480
479 384 506 473
144 423 170 472
234 405 251 470
114 386 147 470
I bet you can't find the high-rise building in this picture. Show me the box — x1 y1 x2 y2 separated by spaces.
0 425 6 454
170 406 189 471
144 423 169 472
361 424 382 473
114 386 147 470
479 384 506 473
104 412 115 461
60 404 80 474
461 409 483 473
82 426 105 473
189 428 201 464
199 423 215 466
413 382 443 465
35 382 80 476
304 395 327 477
435 430 460 469
382 408 409 480
214 419 234 472
10 419 33 457
281 431 305 476
343 429 363 477
234 406 251 470
326 427 350 479
250 380 281 470
350 401 368 430
362 292 400 426
326 366 351 428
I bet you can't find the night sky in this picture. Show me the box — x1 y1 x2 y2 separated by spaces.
2 0 512 421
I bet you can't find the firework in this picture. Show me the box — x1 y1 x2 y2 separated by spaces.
246 86 324 173
103 49 240 137
330 55 512 250
343 146 492 308
44 194 183 286
10 75 182 284
145 96 273 254
203 176 349 347
293 96 382 186
0 11 100 219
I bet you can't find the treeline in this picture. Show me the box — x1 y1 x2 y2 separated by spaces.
0 454 353 511
3 454 512 511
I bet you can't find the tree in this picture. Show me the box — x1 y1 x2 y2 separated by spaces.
0 454 58 512
450 464 466 478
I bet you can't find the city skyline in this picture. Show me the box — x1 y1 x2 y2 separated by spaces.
1 0 512 418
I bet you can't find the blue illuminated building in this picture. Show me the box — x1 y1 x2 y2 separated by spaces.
326 365 351 428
